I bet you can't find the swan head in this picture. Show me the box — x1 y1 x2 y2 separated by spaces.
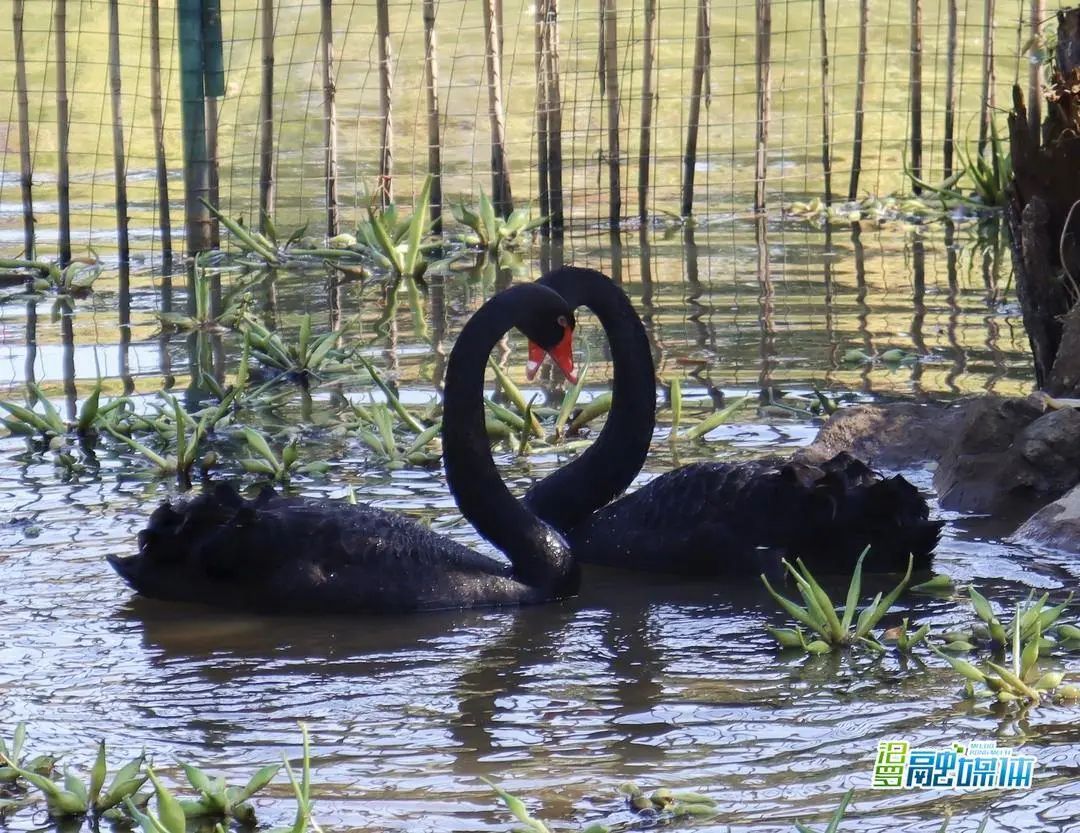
525 314 577 383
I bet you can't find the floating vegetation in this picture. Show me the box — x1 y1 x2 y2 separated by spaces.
174 760 280 824
934 600 1077 708
452 192 544 254
240 427 329 483
241 314 351 388
0 723 55 786
762 548 915 654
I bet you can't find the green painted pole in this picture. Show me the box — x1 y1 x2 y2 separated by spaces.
177 0 211 253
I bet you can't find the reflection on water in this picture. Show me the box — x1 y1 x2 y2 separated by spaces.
0 219 1076 832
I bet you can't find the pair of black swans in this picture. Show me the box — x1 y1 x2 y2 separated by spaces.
109 268 942 614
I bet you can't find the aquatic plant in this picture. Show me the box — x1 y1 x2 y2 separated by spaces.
240 314 350 388
958 588 1073 650
175 760 280 824
934 601 1077 706
485 779 716 833
452 192 544 254
240 427 329 482
0 723 55 786
355 176 434 283
1 739 146 820
762 548 915 654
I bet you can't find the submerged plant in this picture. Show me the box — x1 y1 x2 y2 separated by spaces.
762 548 914 654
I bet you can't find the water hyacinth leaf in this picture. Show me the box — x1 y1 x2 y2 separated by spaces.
88 741 107 805
1035 671 1064 691
968 587 997 625
838 548 869 634
298 314 312 365
125 797 172 833
242 428 278 466
987 662 1041 701
63 770 88 807
911 574 954 594
146 768 186 833
683 396 750 440
488 359 542 437
567 392 612 433
760 574 830 639
180 762 213 795
792 559 845 642
554 362 589 438
482 778 551 833
768 627 805 649
236 762 281 803
857 555 913 638
402 175 433 279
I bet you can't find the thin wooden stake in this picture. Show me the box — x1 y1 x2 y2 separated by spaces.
177 0 210 253
978 0 996 156
54 0 71 264
259 0 276 229
944 0 957 178
848 0 867 199
205 96 221 248
754 0 771 213
544 0 564 229
638 0 657 219
423 0 442 233
816 0 832 205
602 0 622 225
681 0 710 217
12 0 34 259
149 0 172 259
320 0 340 236
1028 0 1044 136
535 1 550 223
909 0 923 193
482 0 513 215
107 0 130 262
376 0 393 206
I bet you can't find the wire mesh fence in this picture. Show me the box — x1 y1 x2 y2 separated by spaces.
0 0 1042 260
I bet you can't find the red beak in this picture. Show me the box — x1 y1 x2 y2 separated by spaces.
526 326 577 383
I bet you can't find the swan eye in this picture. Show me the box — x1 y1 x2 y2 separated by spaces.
557 315 570 329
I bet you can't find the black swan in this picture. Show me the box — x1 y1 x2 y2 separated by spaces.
107 283 582 614
523 266 943 577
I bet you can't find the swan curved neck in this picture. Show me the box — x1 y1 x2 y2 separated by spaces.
525 267 656 533
442 287 575 590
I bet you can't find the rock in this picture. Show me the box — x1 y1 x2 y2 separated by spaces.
796 401 959 468
1012 484 1080 552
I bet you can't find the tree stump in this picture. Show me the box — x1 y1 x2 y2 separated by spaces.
1007 7 1080 394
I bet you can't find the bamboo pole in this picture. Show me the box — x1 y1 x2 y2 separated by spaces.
1028 0 1044 136
206 96 220 248
638 0 657 220
909 0 923 193
320 0 340 236
376 0 393 206
544 0 564 229
12 0 34 259
482 0 513 215
944 0 957 178
754 0 771 213
535 1 550 223
54 0 71 265
681 0 710 217
423 0 443 233
178 0 210 253
149 0 173 259
107 0 130 263
259 0 276 229
977 0 995 157
816 0 832 205
848 0 867 200
602 0 621 225
204 0 223 247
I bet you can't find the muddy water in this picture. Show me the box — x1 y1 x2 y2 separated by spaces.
0 218 1077 832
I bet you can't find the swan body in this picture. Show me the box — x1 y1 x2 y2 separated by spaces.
525 267 942 576
109 283 580 614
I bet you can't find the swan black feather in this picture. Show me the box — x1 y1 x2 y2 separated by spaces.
108 283 580 614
